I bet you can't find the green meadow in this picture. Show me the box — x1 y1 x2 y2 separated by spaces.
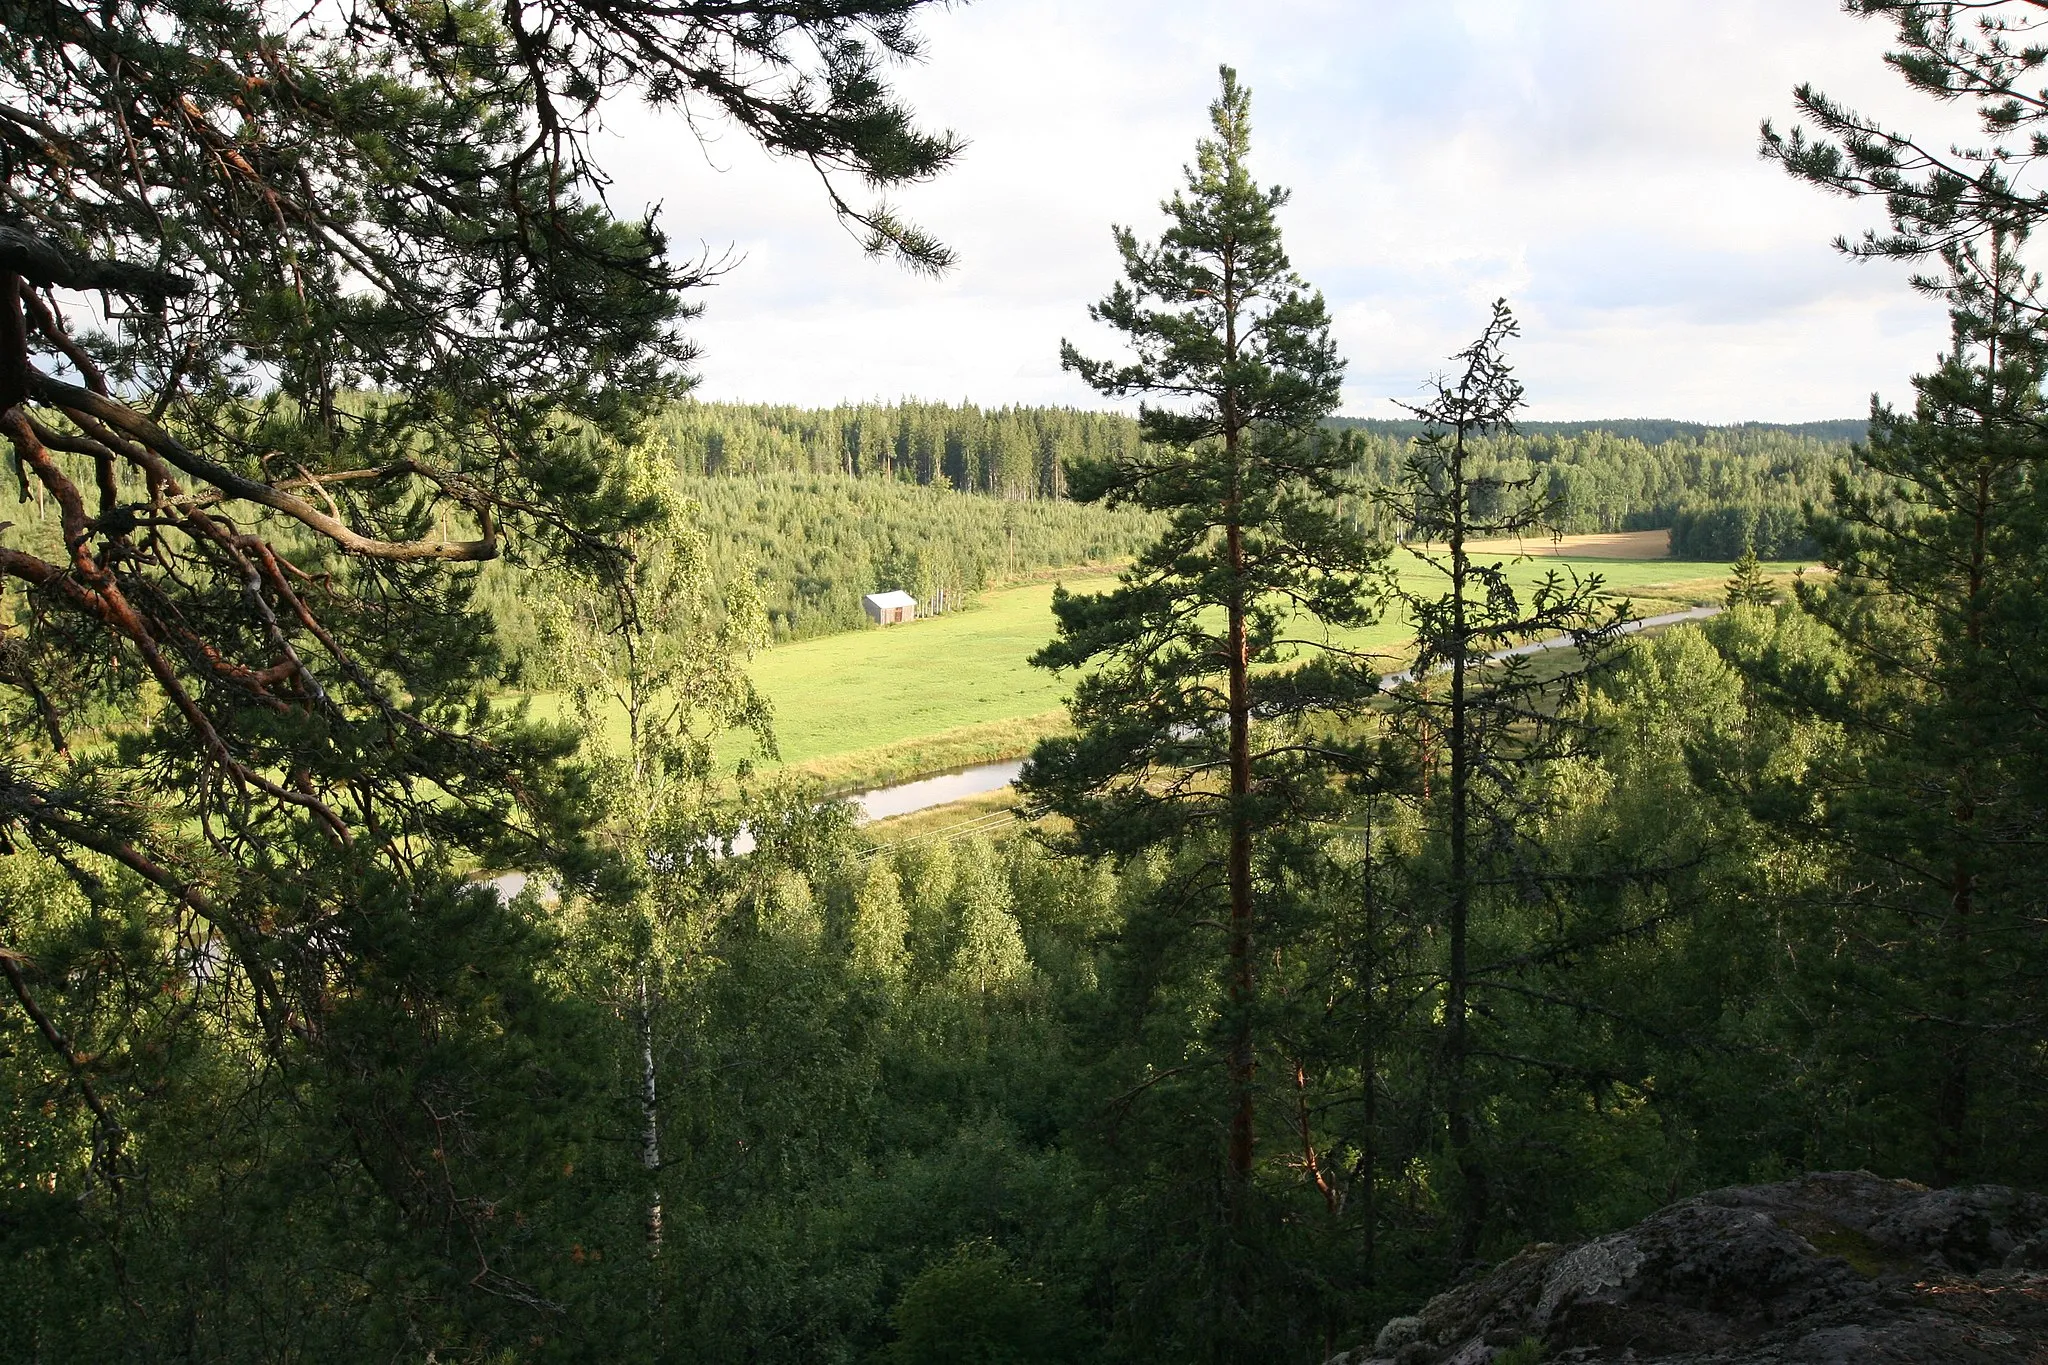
746 575 1119 771
606 547 1808 787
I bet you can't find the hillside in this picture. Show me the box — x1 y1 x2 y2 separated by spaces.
19 4 2048 1361
646 400 1862 564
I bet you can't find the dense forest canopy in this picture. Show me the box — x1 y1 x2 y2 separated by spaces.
647 398 1137 497
8 3 2048 1365
477 470 1162 656
653 398 1861 563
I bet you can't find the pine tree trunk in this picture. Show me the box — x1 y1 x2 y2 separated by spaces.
1361 1031 1378 1269
1225 514 1255 1216
1936 455 1993 1182
1360 807 1380 1277
1220 243 1255 1224
1937 852 1973 1182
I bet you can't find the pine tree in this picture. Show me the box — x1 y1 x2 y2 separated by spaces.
1021 65 1383 1329
0 0 960 1016
1763 0 2048 1184
0 0 959 1347
1769 251 2048 1180
1762 1 2048 303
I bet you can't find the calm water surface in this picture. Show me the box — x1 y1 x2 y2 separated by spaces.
848 760 1023 821
490 607 1723 901
486 760 1024 901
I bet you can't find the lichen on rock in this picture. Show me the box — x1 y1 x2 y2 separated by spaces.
1328 1172 2048 1364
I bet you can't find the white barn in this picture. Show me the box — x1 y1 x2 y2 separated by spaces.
862 590 917 626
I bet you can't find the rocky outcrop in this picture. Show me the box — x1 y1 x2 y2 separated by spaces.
1331 1172 2048 1364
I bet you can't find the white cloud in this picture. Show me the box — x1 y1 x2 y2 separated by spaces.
594 1 1976 421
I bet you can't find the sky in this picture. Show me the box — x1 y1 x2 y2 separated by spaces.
593 1 1974 422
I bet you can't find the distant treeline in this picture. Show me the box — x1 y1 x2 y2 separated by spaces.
1344 424 1861 559
657 401 1863 561
642 399 1139 498
466 407 1868 671
1329 415 1867 447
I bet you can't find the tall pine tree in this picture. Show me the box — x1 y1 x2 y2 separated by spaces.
1763 0 2048 1183
1021 65 1381 1353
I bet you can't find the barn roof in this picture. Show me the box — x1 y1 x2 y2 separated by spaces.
863 590 916 610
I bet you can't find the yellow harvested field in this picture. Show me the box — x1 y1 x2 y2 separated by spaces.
1455 529 1672 559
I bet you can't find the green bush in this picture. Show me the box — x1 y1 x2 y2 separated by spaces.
885 1243 1077 1365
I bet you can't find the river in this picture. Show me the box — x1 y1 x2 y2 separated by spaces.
486 759 1027 901
486 605 1722 900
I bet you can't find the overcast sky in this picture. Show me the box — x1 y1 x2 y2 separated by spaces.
595 1 1968 422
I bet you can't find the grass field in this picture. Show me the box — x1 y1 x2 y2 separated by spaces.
745 575 1120 771
536 532 1807 790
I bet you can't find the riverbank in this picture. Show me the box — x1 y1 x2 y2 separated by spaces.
512 555 1804 799
484 598 1775 897
788 712 1066 796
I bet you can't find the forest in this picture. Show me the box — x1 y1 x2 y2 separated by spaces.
625 472 1154 644
2 3 2045 1365
465 403 1856 664
655 398 1857 564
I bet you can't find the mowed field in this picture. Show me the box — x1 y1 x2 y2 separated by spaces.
747 575 1118 772
728 530 1802 782
528 531 1805 789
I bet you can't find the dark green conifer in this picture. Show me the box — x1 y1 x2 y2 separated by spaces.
1768 253 2048 1181
1375 301 1629 1264
1763 4 2048 1181
1021 64 1382 1352
1724 542 1778 608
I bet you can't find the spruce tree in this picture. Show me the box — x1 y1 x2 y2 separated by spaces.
1021 65 1381 1345
1375 301 1628 1263
1724 541 1778 608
